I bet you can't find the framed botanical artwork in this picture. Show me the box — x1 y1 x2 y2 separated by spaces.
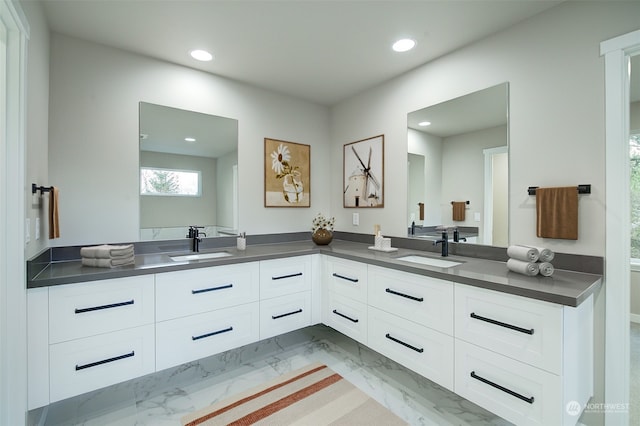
343 135 384 208
264 138 311 207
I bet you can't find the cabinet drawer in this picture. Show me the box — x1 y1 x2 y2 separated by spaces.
325 257 367 302
455 340 562 426
50 324 155 402
156 302 259 371
260 292 312 339
455 284 562 374
368 265 453 335
49 275 155 344
260 256 312 300
156 262 259 321
324 291 367 344
368 306 453 391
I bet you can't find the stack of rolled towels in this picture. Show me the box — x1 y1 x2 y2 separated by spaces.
80 244 135 268
506 245 555 277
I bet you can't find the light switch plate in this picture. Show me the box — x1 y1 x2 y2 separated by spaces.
474 212 481 222
352 212 359 226
35 217 40 240
25 218 30 243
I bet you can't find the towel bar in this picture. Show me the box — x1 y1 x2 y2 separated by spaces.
32 183 53 195
527 184 591 196
451 201 470 205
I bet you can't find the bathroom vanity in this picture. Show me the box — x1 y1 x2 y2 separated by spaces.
26 238 600 426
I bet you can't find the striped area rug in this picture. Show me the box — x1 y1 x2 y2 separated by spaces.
181 363 407 425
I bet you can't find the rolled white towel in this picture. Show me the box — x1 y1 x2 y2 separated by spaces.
533 247 555 263
507 258 540 276
80 244 134 259
538 262 555 277
507 245 539 262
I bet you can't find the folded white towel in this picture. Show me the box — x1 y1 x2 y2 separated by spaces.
538 262 555 277
80 244 134 259
533 247 555 263
506 258 540 276
82 255 135 268
507 245 539 262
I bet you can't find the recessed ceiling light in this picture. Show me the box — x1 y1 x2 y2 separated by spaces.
190 49 213 61
392 38 416 53
418 121 431 127
185 137 196 142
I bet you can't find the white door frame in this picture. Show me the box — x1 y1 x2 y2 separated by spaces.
0 0 28 424
601 28 640 425
483 146 507 246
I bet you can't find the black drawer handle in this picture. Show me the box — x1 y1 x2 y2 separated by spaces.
272 308 303 320
192 326 233 341
75 351 135 371
385 333 424 353
385 288 424 302
192 284 233 294
470 312 534 335
75 300 134 314
272 272 303 280
332 309 359 323
332 273 358 283
470 371 535 404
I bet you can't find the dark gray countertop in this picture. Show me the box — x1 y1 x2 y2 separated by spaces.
28 239 601 307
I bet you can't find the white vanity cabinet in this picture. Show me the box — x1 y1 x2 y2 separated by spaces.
367 265 454 390
155 262 260 370
454 284 593 426
259 256 313 339
31 275 156 404
323 257 368 344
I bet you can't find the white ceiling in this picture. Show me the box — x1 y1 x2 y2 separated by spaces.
40 0 564 106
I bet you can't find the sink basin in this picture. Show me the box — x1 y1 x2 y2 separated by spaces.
395 255 462 268
170 251 232 262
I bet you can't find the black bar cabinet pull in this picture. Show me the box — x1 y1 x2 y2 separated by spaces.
192 326 233 341
272 272 303 280
470 371 535 404
75 351 135 371
385 288 424 302
332 273 358 283
332 309 359 323
470 312 534 335
385 333 424 353
75 300 134 314
272 309 303 320
192 284 233 294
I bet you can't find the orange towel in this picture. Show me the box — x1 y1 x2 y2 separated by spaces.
49 186 60 239
536 186 578 240
452 201 466 221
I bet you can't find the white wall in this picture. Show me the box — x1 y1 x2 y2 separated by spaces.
48 34 330 246
331 1 640 258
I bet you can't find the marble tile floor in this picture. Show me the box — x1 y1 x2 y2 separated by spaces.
31 325 512 426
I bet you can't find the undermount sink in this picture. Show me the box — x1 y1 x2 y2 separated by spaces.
395 255 462 268
170 251 233 262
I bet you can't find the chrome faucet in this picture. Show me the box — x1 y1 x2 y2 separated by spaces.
433 230 449 257
187 226 206 252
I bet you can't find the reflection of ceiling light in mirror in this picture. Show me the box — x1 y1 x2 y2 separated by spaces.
190 49 213 61
418 121 431 127
392 38 416 52
184 137 196 142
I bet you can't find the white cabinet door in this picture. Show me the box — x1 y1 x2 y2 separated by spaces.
325 257 368 302
260 256 312 300
455 340 561 426
368 306 454 391
156 302 259 371
368 265 453 335
455 284 562 374
49 275 155 344
259 292 312 339
49 324 155 402
156 262 259 321
324 291 367 344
